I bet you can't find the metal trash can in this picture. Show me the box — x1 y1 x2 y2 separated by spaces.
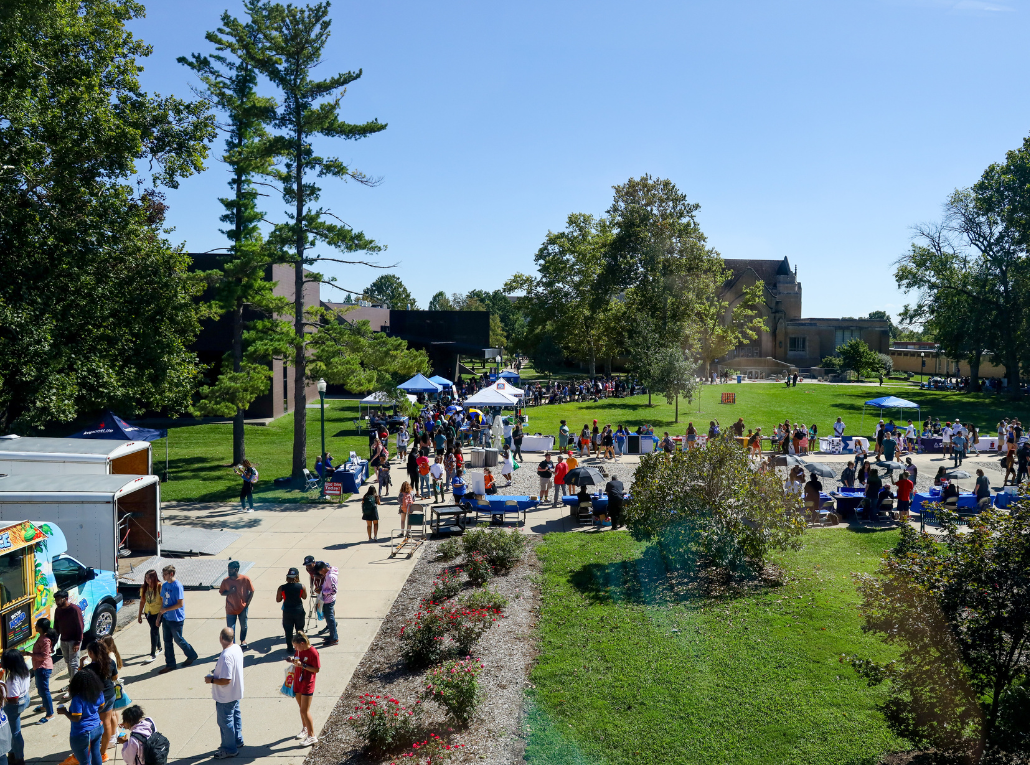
484 448 499 467
470 448 486 468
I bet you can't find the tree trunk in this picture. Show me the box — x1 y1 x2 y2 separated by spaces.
674 393 679 423
292 112 308 484
604 356 612 376
232 300 245 465
968 351 982 393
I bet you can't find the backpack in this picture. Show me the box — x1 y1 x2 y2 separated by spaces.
131 720 169 765
418 460 430 476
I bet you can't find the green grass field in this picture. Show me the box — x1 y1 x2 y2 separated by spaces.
524 528 907 765
78 379 1030 503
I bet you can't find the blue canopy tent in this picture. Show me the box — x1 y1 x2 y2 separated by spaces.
69 409 169 479
862 396 921 435
398 373 442 395
498 370 521 386
429 375 453 387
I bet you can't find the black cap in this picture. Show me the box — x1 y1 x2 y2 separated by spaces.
287 567 300 577
302 555 315 565
227 560 240 571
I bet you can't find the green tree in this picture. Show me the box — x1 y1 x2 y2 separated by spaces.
179 2 289 463
251 1 387 482
823 338 881 379
693 282 766 379
0 0 215 432
866 310 898 341
364 274 417 309
530 332 565 379
427 291 453 311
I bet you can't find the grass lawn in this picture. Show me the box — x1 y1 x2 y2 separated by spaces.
524 528 908 765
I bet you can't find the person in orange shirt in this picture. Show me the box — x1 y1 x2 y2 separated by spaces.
483 469 497 495
552 455 569 507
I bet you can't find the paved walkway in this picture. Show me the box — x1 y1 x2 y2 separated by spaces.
24 495 421 765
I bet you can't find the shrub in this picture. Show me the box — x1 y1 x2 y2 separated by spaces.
436 538 461 561
463 551 493 586
460 585 508 611
425 569 462 605
461 526 527 573
626 438 805 580
421 658 484 725
446 606 502 655
400 605 450 667
346 693 420 754
396 732 465 763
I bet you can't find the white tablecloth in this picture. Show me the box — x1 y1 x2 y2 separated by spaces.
520 435 555 452
976 437 1000 450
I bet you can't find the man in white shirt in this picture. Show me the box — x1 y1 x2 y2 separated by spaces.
502 418 513 448
942 423 953 456
429 456 446 504
833 418 845 438
905 420 916 451
206 627 244 759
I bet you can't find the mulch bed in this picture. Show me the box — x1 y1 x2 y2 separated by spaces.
309 535 542 765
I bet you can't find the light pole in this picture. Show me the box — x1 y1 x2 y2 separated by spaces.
495 354 501 378
317 378 327 498
920 352 925 385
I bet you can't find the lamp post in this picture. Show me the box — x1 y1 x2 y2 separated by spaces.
317 378 327 498
920 352 925 385
495 354 501 378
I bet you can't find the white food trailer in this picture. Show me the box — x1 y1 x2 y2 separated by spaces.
0 437 152 477
0 474 161 574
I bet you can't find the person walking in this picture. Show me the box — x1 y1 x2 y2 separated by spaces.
136 570 162 664
157 565 198 674
205 627 244 760
536 453 553 503
218 562 255 650
287 632 320 747
57 670 104 765
316 562 339 647
405 451 419 496
361 486 380 541
952 430 967 467
398 481 414 534
54 590 84 694
2 649 32 765
29 617 57 723
500 447 514 486
602 426 614 460
276 568 308 651
238 460 258 513
512 422 524 461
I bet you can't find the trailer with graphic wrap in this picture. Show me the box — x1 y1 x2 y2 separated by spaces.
0 520 122 649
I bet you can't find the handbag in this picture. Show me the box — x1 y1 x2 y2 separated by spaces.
279 665 297 698
113 679 132 709
0 707 11 756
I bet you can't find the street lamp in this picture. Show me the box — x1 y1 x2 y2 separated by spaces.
495 354 501 378
920 352 925 385
317 378 327 498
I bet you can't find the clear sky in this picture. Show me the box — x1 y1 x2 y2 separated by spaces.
130 0 1030 320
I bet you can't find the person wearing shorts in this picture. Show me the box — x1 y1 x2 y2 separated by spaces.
288 632 320 747
537 453 553 502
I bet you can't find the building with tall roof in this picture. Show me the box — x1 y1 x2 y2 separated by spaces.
717 257 890 376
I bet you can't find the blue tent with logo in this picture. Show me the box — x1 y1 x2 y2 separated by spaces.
862 396 920 433
498 370 521 385
398 373 442 395
70 409 169 478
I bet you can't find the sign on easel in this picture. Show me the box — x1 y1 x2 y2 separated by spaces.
324 482 342 497
721 392 736 404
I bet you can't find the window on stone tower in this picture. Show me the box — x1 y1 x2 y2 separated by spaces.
788 336 807 353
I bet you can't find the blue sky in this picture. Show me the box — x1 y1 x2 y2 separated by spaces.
131 0 1030 320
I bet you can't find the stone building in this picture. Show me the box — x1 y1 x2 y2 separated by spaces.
717 257 891 376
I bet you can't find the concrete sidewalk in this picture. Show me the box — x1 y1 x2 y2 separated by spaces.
24 495 421 765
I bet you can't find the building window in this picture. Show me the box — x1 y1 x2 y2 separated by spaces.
835 328 862 348
788 336 807 353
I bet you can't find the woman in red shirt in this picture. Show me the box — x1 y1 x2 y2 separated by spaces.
289 632 321 746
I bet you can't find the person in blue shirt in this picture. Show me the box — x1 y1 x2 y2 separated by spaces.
158 565 198 674
57 669 104 765
314 456 324 480
451 468 467 505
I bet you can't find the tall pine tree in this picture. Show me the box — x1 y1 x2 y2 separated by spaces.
252 1 387 483
179 1 290 464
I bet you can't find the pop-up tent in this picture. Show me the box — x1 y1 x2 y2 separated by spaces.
69 410 168 479
487 380 524 398
464 387 518 406
397 373 442 395
358 391 417 419
429 375 453 387
498 370 521 384
862 395 921 433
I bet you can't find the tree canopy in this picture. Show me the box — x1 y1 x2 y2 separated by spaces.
365 274 417 309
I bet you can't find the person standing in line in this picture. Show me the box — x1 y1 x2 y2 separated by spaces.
29 617 57 723
398 481 414 534
396 425 409 463
895 469 914 522
287 632 320 746
218 561 256 650
238 460 258 513
552 455 568 507
57 669 104 765
2 649 32 765
361 486 380 541
942 421 953 457
316 562 339 647
416 449 431 500
205 627 244 760
53 590 83 694
558 420 570 452
405 451 419 497
136 569 163 664
157 565 198 674
429 455 446 503
536 453 553 503
276 568 308 651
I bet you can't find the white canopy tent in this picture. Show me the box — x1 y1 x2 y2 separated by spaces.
464 387 519 406
358 391 417 418
486 380 524 398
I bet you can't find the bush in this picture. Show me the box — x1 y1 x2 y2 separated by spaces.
461 526 527 573
400 732 465 763
425 569 462 605
626 438 805 580
421 658 484 725
346 693 420 754
463 551 493 586
400 605 450 667
460 586 508 611
436 538 461 561
446 606 502 655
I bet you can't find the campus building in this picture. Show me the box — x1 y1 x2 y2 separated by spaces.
717 257 891 376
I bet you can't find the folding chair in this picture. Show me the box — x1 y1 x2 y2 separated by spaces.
301 469 320 491
390 505 427 559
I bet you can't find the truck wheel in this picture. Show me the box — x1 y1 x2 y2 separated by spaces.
91 604 117 637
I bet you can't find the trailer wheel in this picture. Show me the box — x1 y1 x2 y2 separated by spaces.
91 604 117 638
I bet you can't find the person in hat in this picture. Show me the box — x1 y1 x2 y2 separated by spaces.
218 562 255 650
276 568 308 650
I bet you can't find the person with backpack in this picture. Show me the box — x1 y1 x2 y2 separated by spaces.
120 705 169 765
237 460 258 513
